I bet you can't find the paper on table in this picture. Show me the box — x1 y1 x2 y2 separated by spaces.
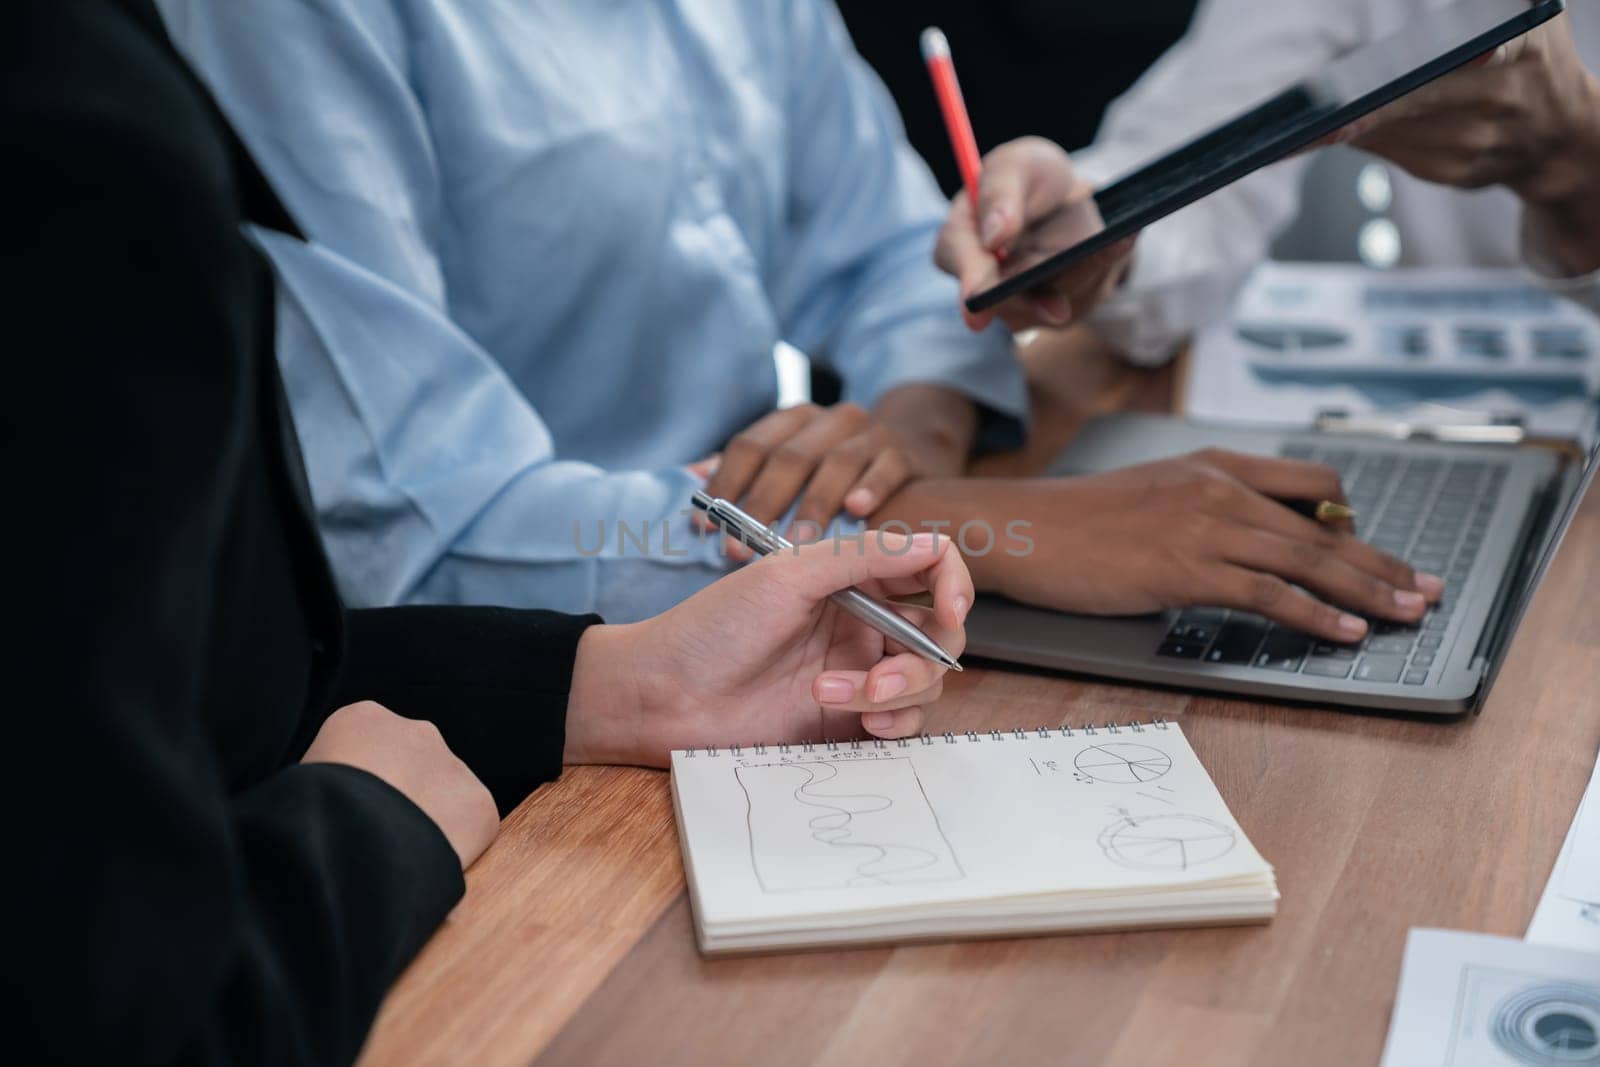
1528 749 1600 954
1380 929 1600 1067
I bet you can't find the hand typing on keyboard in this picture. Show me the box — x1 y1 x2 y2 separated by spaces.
942 448 1443 644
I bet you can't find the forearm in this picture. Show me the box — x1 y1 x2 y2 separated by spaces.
563 622 650 766
870 477 1033 597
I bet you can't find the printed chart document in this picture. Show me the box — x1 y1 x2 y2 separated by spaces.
1528 748 1600 954
1185 263 1600 445
1380 929 1600 1067
669 721 1276 954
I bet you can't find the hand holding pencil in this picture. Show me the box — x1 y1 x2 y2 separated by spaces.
922 29 1136 333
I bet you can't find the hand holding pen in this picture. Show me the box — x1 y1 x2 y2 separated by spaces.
626 492 971 742
693 491 964 671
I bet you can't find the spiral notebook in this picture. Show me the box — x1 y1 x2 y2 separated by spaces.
670 720 1278 955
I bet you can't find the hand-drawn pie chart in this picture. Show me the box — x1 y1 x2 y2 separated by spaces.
1098 814 1237 872
1073 742 1173 784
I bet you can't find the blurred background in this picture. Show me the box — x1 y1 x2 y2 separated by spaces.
837 0 1201 196
838 1 1395 269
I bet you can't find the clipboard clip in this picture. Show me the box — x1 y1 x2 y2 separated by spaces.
1313 408 1527 445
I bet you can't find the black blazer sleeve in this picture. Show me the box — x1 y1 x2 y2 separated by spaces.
3 18 463 1064
335 606 601 814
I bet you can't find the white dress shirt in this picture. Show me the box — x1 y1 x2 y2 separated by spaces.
1073 0 1600 364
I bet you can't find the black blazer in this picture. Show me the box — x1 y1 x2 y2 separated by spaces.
2 2 598 1062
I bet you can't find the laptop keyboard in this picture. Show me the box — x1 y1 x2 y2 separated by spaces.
1156 447 1509 686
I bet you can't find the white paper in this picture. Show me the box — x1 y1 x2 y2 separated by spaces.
670 722 1272 926
1528 750 1600 953
1186 263 1600 444
1380 929 1600 1067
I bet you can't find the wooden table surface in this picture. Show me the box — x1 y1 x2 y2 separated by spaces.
357 335 1600 1067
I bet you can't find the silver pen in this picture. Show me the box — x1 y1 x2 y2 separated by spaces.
691 491 962 672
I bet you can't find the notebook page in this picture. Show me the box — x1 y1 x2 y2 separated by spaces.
671 723 1272 927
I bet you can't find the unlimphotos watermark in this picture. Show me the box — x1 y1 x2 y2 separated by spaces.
572 510 1034 559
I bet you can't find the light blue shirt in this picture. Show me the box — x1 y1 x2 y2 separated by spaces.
156 0 1026 621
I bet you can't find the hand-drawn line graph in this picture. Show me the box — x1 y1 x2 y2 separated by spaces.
735 759 965 893
1074 742 1173 784
1097 812 1236 872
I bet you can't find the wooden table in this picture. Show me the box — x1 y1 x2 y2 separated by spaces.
358 334 1600 1067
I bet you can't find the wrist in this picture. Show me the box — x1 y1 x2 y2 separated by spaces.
871 477 1028 594
1518 73 1600 278
1520 71 1600 211
564 622 651 765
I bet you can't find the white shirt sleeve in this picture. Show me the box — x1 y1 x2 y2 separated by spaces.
1073 0 1374 364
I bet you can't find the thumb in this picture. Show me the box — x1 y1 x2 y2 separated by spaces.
772 531 948 603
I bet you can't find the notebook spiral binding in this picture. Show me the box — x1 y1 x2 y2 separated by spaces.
679 719 1171 758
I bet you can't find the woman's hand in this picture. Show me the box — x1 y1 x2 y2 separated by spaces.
302 701 499 870
934 137 1136 333
563 531 972 766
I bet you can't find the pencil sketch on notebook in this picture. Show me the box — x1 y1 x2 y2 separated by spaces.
1097 812 1237 872
735 758 965 893
1073 743 1173 784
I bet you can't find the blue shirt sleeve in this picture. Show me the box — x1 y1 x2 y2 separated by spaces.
771 0 1028 452
258 229 729 622
157 0 733 621
156 0 1026 621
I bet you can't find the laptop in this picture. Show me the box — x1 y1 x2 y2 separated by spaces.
965 414 1598 716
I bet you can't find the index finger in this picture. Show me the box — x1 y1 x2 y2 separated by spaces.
935 191 1003 321
1195 450 1349 506
703 405 817 507
860 533 975 632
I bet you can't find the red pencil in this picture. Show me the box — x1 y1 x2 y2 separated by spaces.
922 26 1002 266
921 27 984 212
